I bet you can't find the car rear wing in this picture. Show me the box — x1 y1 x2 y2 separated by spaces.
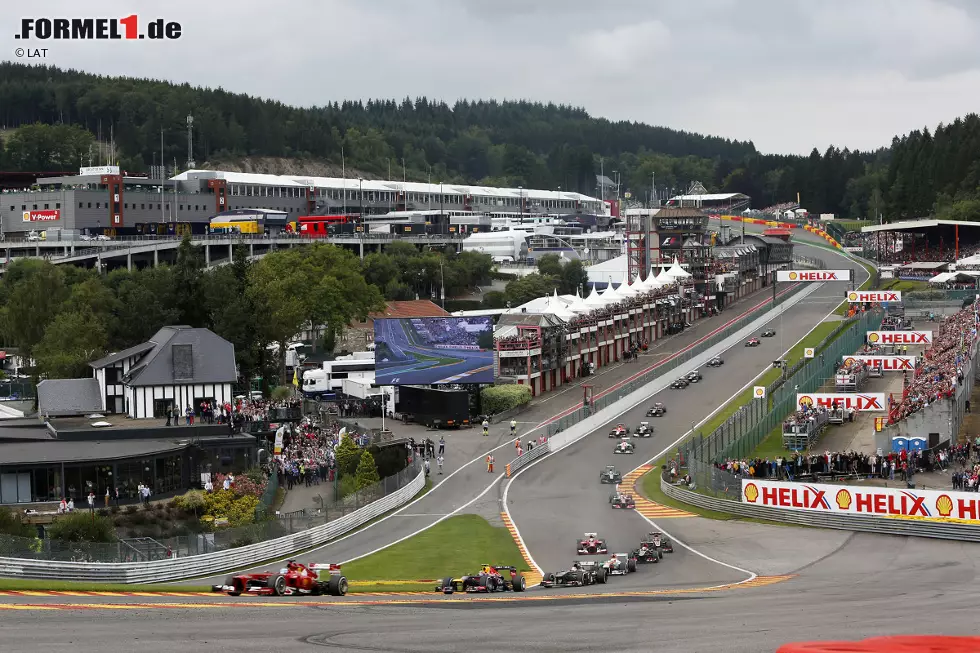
309 563 342 574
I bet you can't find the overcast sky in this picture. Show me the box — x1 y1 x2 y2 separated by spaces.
4 0 980 155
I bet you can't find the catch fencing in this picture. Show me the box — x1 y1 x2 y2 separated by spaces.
684 309 885 493
0 462 425 583
0 460 421 564
0 382 35 400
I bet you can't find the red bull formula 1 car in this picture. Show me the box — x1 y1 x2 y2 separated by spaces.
436 564 528 594
212 560 348 597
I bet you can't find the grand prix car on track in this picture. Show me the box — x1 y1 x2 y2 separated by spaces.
643 532 673 554
646 402 666 417
634 422 653 437
600 553 638 575
608 424 629 438
745 337 761 347
577 532 608 555
212 560 348 597
610 492 636 509
541 562 608 588
761 329 776 337
599 465 622 484
707 356 724 367
686 369 702 383
613 439 635 454
671 377 689 389
436 565 527 594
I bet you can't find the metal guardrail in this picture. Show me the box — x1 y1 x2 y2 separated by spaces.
0 463 425 583
660 474 980 542
506 443 551 477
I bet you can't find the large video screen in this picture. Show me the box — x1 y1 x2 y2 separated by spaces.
375 316 495 385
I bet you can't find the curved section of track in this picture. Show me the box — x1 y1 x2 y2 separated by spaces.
505 237 868 593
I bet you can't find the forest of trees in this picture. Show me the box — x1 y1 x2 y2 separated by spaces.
1 63 979 220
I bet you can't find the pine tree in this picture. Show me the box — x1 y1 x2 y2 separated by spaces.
354 450 381 491
334 436 361 478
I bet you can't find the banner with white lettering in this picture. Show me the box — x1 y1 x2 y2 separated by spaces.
742 479 980 521
866 330 933 345
796 393 886 412
841 355 916 371
776 270 850 282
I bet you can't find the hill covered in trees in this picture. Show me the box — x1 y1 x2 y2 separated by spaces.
1 62 978 220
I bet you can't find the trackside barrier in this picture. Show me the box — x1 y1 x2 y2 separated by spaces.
660 474 980 543
506 443 551 477
0 465 426 583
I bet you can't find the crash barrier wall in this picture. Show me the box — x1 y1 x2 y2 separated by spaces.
0 461 425 583
877 337 979 450
0 459 421 565
660 474 980 543
685 309 885 473
506 442 551 477
543 280 826 453
544 278 820 440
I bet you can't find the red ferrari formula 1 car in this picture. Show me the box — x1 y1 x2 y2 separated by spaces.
212 560 349 597
436 564 528 594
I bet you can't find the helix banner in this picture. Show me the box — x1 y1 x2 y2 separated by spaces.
741 478 980 521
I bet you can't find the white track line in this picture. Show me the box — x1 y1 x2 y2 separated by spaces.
505 244 870 585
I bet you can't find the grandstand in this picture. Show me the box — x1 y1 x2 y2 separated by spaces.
664 181 750 213
861 219 980 265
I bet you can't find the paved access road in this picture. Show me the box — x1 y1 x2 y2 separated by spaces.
505 237 868 591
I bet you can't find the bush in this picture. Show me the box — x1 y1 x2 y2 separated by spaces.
0 507 35 538
47 512 117 543
336 476 358 499
171 489 205 514
355 450 381 490
481 384 532 414
202 489 259 527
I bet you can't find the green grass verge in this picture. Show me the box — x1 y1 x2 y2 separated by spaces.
881 279 930 292
341 514 526 589
0 578 212 593
834 220 870 232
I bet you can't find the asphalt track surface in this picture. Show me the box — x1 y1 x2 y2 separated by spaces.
375 317 493 385
12 229 974 650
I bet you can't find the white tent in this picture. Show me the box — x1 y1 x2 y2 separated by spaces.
619 272 643 298
665 257 692 279
584 285 608 308
601 279 622 303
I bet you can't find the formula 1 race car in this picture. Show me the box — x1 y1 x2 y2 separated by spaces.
609 424 629 438
745 337 761 347
634 422 654 437
671 377 689 389
643 532 673 554
610 492 636 509
212 560 349 597
541 562 608 588
634 542 662 563
436 565 527 594
613 439 635 454
707 356 724 367
600 552 638 576
686 369 702 383
761 329 776 337
577 532 608 555
646 402 667 417
599 465 623 484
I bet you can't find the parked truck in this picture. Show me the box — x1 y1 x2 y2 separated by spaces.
396 385 470 429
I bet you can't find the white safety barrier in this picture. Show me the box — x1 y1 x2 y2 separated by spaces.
507 443 551 476
0 467 426 583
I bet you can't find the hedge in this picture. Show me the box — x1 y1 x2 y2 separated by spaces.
481 384 532 414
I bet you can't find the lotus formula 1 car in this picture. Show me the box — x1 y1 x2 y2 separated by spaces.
671 377 689 389
212 560 348 597
599 465 622 484
577 532 608 555
541 561 608 588
646 402 667 417
634 422 653 437
436 564 527 594
633 543 662 563
610 492 636 509
609 423 629 438
643 531 673 553
600 553 638 576
614 438 635 454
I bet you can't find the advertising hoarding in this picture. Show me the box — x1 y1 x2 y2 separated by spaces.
742 478 980 521
796 393 886 412
22 209 60 222
841 355 916 371
776 270 850 282
846 290 901 303
866 331 933 345
375 316 494 385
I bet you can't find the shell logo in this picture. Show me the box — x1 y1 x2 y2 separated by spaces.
788 272 798 281
867 333 880 343
936 494 954 517
798 395 814 408
843 357 856 367
753 387 765 398
835 489 852 510
744 483 759 503
847 292 858 301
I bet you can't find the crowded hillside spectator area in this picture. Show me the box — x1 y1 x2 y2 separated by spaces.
887 302 979 424
862 219 980 265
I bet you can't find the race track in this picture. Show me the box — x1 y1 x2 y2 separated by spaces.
375 318 493 385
